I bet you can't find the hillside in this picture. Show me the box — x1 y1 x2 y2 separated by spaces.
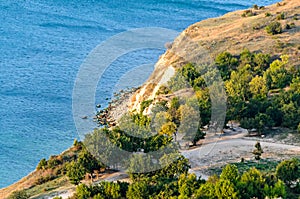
129 0 300 112
1 0 300 198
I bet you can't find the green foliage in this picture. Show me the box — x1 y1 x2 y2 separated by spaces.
76 184 91 199
7 190 29 199
66 161 86 185
225 64 252 101
249 75 268 99
37 158 47 170
264 55 292 89
276 158 300 186
276 12 285 20
178 104 203 145
253 53 271 75
159 121 177 136
265 21 282 35
265 12 272 17
47 157 61 169
178 173 200 199
220 164 239 184
239 168 265 198
215 179 239 199
77 149 101 174
140 99 153 113
126 181 149 199
215 51 238 80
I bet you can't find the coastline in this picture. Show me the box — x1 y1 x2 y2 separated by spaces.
2 0 300 197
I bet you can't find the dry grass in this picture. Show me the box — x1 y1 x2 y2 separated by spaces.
129 0 300 111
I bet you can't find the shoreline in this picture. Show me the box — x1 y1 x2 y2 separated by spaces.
2 0 300 197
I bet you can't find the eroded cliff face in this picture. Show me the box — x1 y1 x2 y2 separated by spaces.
129 0 300 113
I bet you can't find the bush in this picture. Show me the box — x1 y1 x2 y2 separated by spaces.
285 23 296 29
35 174 56 185
37 158 47 170
8 190 29 199
253 4 259 10
265 12 272 17
276 158 299 186
242 10 255 17
276 12 285 20
265 22 282 35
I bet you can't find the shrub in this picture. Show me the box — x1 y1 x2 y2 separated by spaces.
47 158 61 169
35 174 56 185
8 190 29 199
140 99 153 113
253 4 259 10
293 16 298 20
285 23 296 29
265 22 282 35
242 10 255 17
265 12 272 17
276 12 285 20
37 158 47 170
276 2 286 7
276 158 299 185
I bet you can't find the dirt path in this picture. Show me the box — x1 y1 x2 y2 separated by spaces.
182 137 300 180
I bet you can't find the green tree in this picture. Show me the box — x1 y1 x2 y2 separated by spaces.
263 180 286 199
77 149 101 177
37 158 47 170
239 168 265 198
178 173 199 199
126 181 149 199
66 161 86 185
253 53 271 75
215 179 239 199
220 164 239 185
159 121 177 136
240 49 253 66
264 55 291 89
256 113 274 134
178 104 203 145
76 184 91 199
226 64 252 101
249 76 268 99
281 102 300 129
152 112 172 133
276 158 299 186
215 51 238 80
195 175 218 199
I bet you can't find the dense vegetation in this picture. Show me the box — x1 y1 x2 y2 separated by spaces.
67 158 299 199
9 49 300 199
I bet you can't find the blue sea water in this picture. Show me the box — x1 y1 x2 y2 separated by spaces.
0 0 278 188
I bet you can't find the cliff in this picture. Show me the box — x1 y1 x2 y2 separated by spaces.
129 0 300 113
1 0 300 198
